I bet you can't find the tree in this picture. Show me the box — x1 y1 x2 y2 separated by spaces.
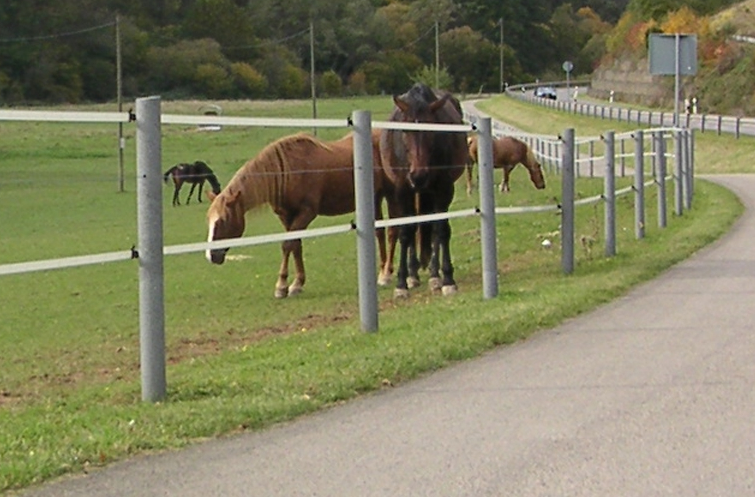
182 0 258 60
437 26 498 92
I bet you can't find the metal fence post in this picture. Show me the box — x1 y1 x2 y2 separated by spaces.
136 96 166 403
604 131 616 257
620 137 626 177
351 110 378 332
655 131 668 228
683 129 693 210
689 128 695 200
674 129 684 216
477 117 498 299
561 128 575 275
634 130 645 240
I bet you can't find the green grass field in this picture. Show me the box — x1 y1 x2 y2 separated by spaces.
0 94 746 492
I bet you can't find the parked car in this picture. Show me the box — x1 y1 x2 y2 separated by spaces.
534 86 557 100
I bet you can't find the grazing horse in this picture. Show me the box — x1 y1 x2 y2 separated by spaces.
465 135 546 195
164 161 222 206
205 131 392 298
379 83 468 298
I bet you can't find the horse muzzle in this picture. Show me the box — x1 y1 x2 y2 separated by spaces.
207 248 228 264
407 171 430 191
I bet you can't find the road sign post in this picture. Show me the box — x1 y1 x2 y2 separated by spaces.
649 34 697 127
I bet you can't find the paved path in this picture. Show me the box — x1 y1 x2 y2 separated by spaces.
20 118 755 495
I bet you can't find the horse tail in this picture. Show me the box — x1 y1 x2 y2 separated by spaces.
163 165 178 183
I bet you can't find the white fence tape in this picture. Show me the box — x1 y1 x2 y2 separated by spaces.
161 114 349 128
0 110 131 123
0 250 134 276
165 223 354 256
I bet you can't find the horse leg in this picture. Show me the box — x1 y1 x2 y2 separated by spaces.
375 196 392 287
379 195 402 287
288 238 306 296
501 166 512 193
172 183 181 206
277 210 316 297
434 185 457 296
197 181 204 203
186 183 197 204
465 162 474 196
394 222 416 299
275 241 292 298
407 239 421 289
427 221 443 292
437 218 457 296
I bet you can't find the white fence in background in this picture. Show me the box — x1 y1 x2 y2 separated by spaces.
0 98 694 402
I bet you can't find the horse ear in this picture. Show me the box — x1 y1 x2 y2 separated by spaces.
393 95 410 113
206 191 217 202
429 93 450 112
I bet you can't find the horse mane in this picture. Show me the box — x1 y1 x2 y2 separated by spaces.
220 133 329 213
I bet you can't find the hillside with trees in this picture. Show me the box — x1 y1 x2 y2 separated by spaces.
0 0 627 104
593 0 755 115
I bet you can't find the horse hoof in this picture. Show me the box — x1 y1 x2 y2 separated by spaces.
442 285 458 296
407 276 421 289
394 288 410 299
288 285 303 296
377 272 393 287
274 287 288 299
428 277 442 292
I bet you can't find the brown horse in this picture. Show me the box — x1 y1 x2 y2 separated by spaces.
379 83 468 298
205 131 392 298
164 161 222 206
465 135 546 195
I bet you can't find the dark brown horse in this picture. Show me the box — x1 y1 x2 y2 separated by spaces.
164 161 222 206
379 83 468 298
206 131 393 298
465 135 546 195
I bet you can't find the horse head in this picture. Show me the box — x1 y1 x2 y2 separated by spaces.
206 189 245 264
524 147 546 190
392 86 451 190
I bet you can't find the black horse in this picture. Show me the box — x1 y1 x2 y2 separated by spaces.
163 161 221 206
378 83 468 298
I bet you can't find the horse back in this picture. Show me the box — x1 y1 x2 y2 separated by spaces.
276 133 383 217
493 137 528 169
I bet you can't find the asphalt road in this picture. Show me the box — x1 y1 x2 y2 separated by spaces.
18 110 755 495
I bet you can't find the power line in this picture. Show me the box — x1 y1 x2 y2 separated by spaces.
223 27 310 51
0 21 116 44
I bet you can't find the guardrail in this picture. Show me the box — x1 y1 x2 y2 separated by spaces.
506 84 754 139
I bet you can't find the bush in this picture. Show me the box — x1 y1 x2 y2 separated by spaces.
231 62 268 98
279 64 309 98
319 70 343 97
347 71 368 95
412 65 454 90
193 63 233 98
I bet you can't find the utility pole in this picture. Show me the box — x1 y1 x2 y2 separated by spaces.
116 13 124 193
310 20 317 135
435 20 440 88
499 17 504 93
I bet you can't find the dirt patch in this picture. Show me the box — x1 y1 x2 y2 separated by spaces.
166 312 353 364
